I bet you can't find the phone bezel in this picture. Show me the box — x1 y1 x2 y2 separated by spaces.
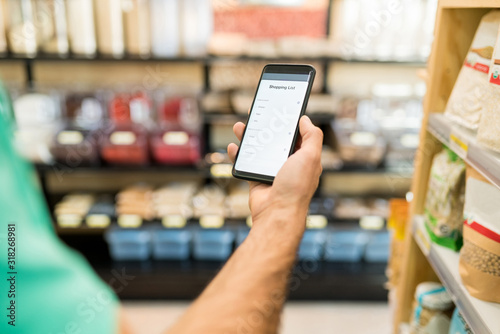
232 64 316 184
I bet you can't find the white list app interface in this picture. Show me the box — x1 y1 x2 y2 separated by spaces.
235 72 310 177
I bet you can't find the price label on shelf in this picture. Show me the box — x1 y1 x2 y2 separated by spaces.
210 164 233 178
118 214 142 228
86 214 111 228
162 215 187 228
449 132 468 159
200 215 225 228
306 215 327 229
414 221 431 256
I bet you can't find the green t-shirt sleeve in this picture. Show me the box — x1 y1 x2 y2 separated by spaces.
0 92 119 334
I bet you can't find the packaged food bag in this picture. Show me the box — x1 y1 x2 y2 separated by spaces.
459 166 500 303
409 282 453 334
424 147 465 251
445 10 500 129
477 24 500 152
448 308 472 334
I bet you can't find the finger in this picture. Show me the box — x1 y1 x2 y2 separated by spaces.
227 143 239 163
298 115 323 152
233 122 245 142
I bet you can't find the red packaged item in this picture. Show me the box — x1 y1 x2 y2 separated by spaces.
213 6 328 39
150 96 202 165
100 92 151 166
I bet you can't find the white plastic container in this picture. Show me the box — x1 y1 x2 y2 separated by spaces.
66 0 96 57
6 0 37 56
94 0 124 58
122 0 150 57
150 0 180 57
180 0 212 57
36 0 68 56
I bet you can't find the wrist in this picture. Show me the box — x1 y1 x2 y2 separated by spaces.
251 206 307 245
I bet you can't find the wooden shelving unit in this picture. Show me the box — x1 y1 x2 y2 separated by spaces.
394 1 500 332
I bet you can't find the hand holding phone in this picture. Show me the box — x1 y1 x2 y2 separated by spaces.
228 115 323 234
232 64 316 183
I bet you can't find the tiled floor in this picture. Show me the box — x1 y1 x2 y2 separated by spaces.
123 301 392 334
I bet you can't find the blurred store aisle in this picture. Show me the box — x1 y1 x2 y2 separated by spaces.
123 301 391 334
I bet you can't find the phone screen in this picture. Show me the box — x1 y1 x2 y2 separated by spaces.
234 71 312 178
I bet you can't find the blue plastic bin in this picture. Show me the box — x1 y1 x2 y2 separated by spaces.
236 227 250 246
152 228 192 260
105 228 152 261
298 229 327 260
193 229 235 261
324 230 369 262
364 231 391 263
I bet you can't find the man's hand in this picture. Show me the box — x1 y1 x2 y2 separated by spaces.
227 116 323 235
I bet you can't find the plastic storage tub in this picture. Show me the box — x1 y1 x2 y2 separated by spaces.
236 227 250 246
193 229 234 261
151 228 192 260
324 230 369 262
105 228 151 261
298 229 327 260
364 231 391 263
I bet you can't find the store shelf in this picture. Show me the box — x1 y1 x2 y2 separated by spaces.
35 163 207 175
412 215 500 334
203 113 336 125
0 53 427 65
427 112 500 189
92 260 388 300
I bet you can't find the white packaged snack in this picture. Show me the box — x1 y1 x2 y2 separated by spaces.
444 10 500 129
477 24 500 152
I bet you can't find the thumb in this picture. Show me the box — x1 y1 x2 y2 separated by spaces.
299 116 323 150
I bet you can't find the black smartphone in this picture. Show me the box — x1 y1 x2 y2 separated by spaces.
232 64 316 184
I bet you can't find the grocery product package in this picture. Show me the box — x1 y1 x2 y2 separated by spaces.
444 10 500 129
424 147 465 251
409 282 453 334
459 165 500 303
477 24 500 152
448 308 472 334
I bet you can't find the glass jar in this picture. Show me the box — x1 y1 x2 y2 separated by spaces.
94 0 124 58
35 0 68 56
50 92 105 167
0 1 8 55
180 0 212 57
150 95 202 165
100 91 151 165
150 0 180 57
122 0 150 58
6 0 37 56
66 0 96 57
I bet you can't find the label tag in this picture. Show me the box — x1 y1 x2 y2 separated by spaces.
200 215 224 228
163 131 189 145
86 214 111 228
110 131 136 145
210 164 233 178
58 131 84 145
415 221 431 256
246 216 253 228
162 215 187 228
118 214 142 228
449 133 468 159
306 215 327 229
57 214 82 228
360 215 385 230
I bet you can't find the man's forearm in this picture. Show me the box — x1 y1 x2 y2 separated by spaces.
167 209 306 334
